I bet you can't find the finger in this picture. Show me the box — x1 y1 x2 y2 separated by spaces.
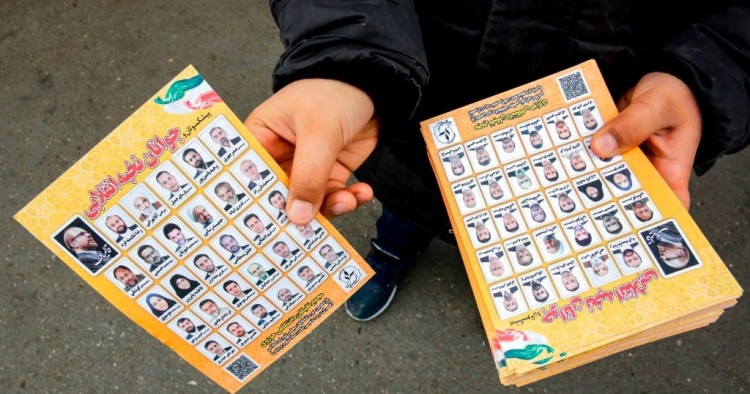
348 182 374 207
285 127 342 225
320 189 359 218
244 117 295 162
642 155 692 210
317 182 373 218
675 187 690 210
590 90 673 158
647 154 691 209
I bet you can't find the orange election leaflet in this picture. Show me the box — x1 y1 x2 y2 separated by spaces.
420 60 742 385
14 65 373 393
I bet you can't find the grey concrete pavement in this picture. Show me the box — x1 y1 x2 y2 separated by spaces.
1 1 748 393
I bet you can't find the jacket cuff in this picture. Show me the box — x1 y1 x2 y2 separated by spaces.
638 23 750 175
272 38 429 122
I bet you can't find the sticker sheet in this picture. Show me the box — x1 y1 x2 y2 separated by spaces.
420 60 742 385
15 66 373 393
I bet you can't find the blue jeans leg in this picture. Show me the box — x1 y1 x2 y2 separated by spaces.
344 205 438 321
372 205 437 264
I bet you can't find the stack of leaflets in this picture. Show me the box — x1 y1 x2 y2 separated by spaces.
15 66 373 393
420 60 742 386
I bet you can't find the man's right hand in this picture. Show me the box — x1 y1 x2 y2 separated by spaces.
245 79 379 225
591 72 702 209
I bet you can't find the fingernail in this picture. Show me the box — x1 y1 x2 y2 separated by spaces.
355 193 370 204
289 200 314 222
595 134 617 155
332 203 350 216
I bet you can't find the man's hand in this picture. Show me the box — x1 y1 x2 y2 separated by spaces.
245 79 379 225
591 72 702 208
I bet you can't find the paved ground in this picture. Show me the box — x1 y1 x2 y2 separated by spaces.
1 1 749 393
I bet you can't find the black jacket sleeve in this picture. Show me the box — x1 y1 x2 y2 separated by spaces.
270 0 429 121
641 4 750 175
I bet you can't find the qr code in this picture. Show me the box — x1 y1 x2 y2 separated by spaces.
557 71 589 102
226 355 259 381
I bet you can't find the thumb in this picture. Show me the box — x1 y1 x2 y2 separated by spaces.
285 125 343 225
590 88 671 158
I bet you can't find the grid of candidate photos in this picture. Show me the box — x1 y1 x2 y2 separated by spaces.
431 96 701 321
52 114 362 378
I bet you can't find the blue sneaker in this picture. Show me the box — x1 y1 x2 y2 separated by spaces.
345 240 406 321
345 206 437 321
